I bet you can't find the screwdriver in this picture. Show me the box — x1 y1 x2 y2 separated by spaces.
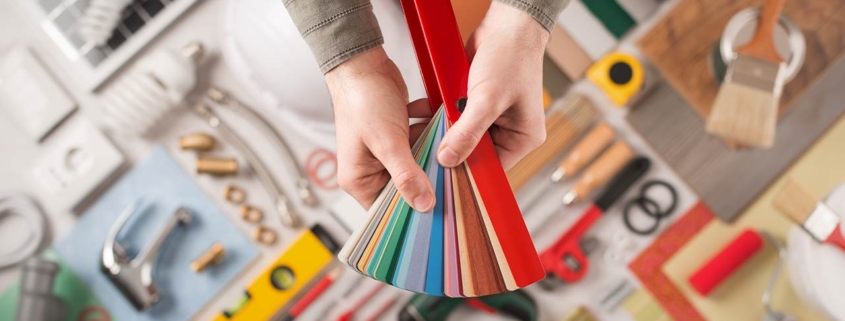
562 141 634 205
551 122 615 183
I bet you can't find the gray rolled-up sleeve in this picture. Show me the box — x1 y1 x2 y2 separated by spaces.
283 0 569 74
495 0 570 32
283 0 384 73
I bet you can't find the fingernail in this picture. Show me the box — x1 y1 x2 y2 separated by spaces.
438 147 459 167
413 192 434 212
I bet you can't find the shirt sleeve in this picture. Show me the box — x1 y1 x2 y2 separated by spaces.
283 0 384 73
283 0 570 74
494 0 570 31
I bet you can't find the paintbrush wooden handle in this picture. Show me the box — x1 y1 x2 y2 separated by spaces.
739 0 786 62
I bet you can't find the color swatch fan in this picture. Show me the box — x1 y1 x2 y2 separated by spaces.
337 0 545 297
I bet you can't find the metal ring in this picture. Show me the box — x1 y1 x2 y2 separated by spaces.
240 205 263 223
721 8 805 82
253 226 277 245
224 185 246 204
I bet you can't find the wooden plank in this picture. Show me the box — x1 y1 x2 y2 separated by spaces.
637 0 845 119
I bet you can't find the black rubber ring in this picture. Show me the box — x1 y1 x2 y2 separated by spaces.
623 197 662 236
638 180 678 219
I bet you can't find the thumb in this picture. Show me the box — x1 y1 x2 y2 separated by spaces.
437 97 501 167
369 132 435 212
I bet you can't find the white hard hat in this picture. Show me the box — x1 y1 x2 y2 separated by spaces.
221 0 425 149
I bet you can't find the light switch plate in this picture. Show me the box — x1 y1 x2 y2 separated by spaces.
30 118 125 214
0 48 76 142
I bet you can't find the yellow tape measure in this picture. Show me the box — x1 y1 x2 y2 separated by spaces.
587 52 644 107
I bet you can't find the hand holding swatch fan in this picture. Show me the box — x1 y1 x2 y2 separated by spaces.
337 0 545 297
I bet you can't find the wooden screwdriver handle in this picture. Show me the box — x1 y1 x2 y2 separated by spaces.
739 0 786 63
557 123 615 179
572 141 634 201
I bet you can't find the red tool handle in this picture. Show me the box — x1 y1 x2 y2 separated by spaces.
539 205 604 282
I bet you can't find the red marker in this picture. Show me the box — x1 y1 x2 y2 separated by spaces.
335 283 386 321
282 266 343 321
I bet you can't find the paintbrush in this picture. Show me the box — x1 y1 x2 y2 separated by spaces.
706 0 786 148
773 179 845 251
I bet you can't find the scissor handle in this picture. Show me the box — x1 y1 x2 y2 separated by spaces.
538 206 603 282
539 241 590 282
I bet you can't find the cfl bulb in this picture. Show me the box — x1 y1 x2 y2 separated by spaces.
78 0 133 45
99 42 203 136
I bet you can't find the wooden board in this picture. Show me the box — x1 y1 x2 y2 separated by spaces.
638 0 845 119
627 58 845 221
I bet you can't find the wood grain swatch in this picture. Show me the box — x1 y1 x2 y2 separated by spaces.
455 163 506 296
638 0 845 119
626 59 845 221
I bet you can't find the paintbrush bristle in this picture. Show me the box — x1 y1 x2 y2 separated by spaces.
706 55 783 148
707 82 777 148
773 179 819 225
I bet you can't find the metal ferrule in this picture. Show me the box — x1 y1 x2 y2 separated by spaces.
803 203 839 242
727 56 786 97
562 190 578 206
551 169 566 183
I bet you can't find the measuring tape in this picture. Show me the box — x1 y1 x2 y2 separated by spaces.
586 52 644 107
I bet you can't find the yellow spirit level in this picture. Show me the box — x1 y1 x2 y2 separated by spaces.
215 225 339 321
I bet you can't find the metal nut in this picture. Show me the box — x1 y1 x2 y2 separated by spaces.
224 185 246 204
253 226 277 245
240 205 262 223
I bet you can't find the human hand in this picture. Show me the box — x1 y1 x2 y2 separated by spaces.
326 47 436 212
437 2 550 170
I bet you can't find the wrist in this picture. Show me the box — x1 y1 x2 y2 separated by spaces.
326 46 391 83
486 1 550 44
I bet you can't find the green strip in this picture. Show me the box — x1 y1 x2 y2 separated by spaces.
581 0 636 39
373 112 442 282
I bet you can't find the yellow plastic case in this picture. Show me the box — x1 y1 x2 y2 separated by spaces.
587 52 644 106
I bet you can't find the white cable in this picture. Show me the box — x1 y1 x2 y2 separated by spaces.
0 193 45 269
